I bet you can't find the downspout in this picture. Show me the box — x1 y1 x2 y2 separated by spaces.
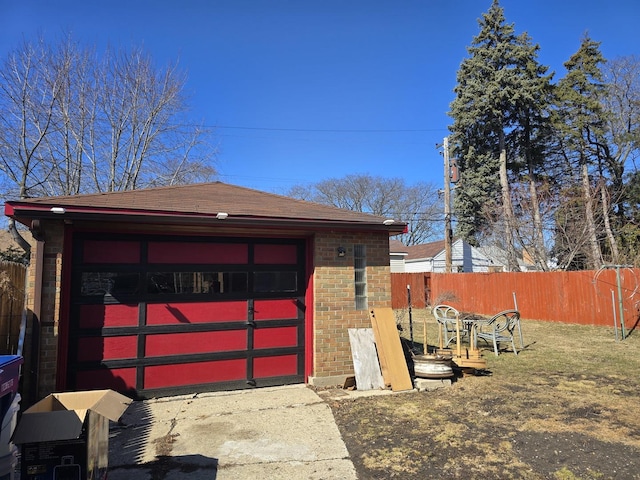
8 218 31 258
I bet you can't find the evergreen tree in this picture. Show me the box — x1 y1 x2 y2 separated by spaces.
553 36 609 269
448 0 553 271
508 32 555 270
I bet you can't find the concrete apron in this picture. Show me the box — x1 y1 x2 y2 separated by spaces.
108 384 357 480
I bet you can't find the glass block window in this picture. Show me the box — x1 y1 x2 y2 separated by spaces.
354 245 367 310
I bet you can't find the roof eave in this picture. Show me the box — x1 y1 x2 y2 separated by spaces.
4 203 407 235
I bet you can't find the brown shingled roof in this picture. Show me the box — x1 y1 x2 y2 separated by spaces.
5 182 407 233
405 239 445 260
389 239 407 253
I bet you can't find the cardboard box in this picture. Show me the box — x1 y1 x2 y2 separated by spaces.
12 390 131 480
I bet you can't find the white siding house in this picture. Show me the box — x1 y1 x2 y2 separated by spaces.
389 239 408 273
391 238 501 273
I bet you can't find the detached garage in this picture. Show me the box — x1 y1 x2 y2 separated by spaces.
5 182 405 401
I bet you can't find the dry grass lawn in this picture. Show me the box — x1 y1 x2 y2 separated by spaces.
326 313 640 480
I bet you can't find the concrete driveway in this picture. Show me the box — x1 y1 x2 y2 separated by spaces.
108 384 358 479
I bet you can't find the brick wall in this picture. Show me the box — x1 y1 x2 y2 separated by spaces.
23 221 65 400
39 221 64 397
312 230 392 381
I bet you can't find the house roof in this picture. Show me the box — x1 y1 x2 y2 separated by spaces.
4 182 407 234
405 239 446 260
389 239 408 254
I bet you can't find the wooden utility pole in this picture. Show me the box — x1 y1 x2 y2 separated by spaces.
443 137 452 273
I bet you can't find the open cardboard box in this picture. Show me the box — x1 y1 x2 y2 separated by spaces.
13 389 132 480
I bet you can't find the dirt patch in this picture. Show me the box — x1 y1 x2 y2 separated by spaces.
512 431 638 479
325 319 640 479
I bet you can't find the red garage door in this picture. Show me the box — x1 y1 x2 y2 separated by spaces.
67 234 307 398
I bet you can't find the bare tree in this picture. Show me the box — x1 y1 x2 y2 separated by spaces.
0 35 216 200
0 38 63 251
288 174 442 245
0 35 217 254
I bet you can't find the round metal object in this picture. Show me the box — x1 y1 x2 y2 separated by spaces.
413 354 454 379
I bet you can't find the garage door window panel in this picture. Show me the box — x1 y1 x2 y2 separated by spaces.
147 271 248 294
80 272 140 297
253 271 297 293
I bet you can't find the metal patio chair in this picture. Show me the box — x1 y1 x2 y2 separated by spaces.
433 304 467 348
475 309 522 356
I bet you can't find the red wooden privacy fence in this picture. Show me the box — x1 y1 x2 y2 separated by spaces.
0 261 26 354
391 269 640 329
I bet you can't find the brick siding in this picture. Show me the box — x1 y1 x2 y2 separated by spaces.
312 231 392 379
24 221 65 399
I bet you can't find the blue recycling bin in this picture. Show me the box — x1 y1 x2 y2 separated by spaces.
0 355 22 480
0 356 22 404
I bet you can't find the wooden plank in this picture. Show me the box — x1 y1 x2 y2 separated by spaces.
348 328 384 391
369 317 391 387
369 308 413 392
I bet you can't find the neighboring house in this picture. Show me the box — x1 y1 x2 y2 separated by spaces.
389 239 408 273
5 182 405 401
476 245 539 272
391 238 499 273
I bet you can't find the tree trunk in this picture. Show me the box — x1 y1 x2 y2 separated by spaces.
581 161 602 269
599 178 619 264
499 132 520 272
527 172 548 270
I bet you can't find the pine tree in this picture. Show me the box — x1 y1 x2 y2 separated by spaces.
553 36 608 269
448 0 553 271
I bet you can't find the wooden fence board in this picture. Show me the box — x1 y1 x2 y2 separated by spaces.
369 308 413 392
392 269 640 330
391 273 429 309
0 261 26 355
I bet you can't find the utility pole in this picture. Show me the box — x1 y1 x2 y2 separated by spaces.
443 137 452 273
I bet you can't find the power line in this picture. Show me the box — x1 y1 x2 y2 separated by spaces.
177 122 448 134
213 125 446 133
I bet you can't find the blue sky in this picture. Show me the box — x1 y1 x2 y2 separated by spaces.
1 0 638 195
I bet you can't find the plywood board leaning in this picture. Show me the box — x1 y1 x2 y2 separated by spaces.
369 308 413 392
348 328 385 391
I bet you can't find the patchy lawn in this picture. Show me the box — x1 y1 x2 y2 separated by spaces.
325 316 640 479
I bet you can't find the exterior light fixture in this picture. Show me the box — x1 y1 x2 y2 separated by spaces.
383 219 395 225
216 212 228 220
50 207 66 214
337 246 346 257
